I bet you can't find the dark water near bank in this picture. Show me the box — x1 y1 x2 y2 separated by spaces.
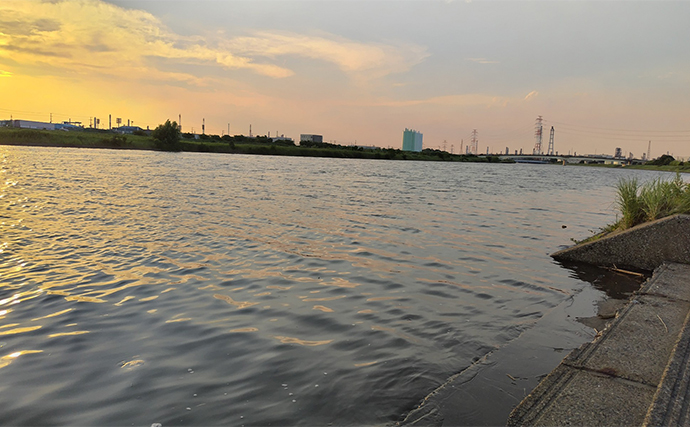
0 147 673 425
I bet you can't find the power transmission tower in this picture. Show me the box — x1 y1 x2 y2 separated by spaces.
533 116 543 154
547 126 555 155
471 129 478 155
647 141 652 160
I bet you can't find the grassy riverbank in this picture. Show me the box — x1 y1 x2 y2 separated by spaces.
616 173 690 229
0 127 507 163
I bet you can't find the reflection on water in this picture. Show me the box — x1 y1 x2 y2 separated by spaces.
0 146 675 425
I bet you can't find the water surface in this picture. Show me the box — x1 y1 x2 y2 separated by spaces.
0 147 673 425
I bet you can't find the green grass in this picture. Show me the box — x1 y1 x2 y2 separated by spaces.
0 127 156 150
0 127 514 163
615 173 690 231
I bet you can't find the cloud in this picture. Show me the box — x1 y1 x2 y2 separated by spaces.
0 0 427 85
0 70 12 77
376 93 510 108
524 90 539 101
221 31 428 80
466 57 500 65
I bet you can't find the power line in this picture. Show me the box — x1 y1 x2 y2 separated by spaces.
544 119 690 134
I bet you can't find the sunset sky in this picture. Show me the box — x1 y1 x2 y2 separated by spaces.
1 0 689 157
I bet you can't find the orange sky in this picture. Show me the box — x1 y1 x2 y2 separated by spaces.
2 0 689 157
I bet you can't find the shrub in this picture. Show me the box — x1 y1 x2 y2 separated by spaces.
152 120 181 151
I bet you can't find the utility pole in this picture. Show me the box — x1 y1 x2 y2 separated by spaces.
228 123 230 136
202 118 205 135
179 114 182 132
50 113 52 123
109 114 111 130
249 124 252 138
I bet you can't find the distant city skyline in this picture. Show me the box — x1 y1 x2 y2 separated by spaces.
2 0 689 158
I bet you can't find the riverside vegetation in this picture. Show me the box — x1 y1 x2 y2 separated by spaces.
0 124 506 163
615 173 690 229
581 173 690 243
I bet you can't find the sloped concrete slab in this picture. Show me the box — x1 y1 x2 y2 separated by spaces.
507 364 656 427
507 263 690 427
552 214 690 271
643 309 690 426
565 293 689 387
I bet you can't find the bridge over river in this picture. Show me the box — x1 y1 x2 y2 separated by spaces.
496 154 636 165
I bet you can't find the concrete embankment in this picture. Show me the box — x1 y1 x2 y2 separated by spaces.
507 262 690 426
508 214 690 426
551 214 690 271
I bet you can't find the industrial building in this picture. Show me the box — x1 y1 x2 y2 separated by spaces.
113 125 145 134
300 134 323 143
1 119 55 130
402 128 423 152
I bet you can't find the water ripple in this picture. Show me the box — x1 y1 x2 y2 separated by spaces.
0 146 676 425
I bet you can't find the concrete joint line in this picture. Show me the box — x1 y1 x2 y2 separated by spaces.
561 361 658 389
644 309 690 426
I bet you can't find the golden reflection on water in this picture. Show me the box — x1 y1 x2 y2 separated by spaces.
313 305 334 313
266 285 292 290
31 308 73 321
274 336 333 346
302 295 346 302
354 360 378 367
64 295 106 303
120 359 145 369
139 296 158 302
0 350 42 369
0 323 20 329
48 331 89 338
366 296 402 302
114 296 135 306
165 318 192 323
322 278 360 288
0 325 42 336
229 327 258 333
213 294 258 309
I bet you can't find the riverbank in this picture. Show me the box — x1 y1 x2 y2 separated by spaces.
571 162 690 174
0 128 506 163
507 215 690 426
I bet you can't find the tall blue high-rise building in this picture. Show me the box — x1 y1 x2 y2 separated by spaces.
402 128 423 152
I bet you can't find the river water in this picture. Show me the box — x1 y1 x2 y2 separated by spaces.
0 146 673 425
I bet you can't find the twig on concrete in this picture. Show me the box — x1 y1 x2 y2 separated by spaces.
657 314 669 333
507 374 517 381
609 264 645 277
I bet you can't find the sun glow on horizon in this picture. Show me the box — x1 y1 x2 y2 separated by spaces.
1 0 689 154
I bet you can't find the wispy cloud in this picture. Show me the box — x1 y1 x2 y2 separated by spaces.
376 94 510 108
225 31 428 79
0 0 427 85
466 57 500 65
524 90 538 101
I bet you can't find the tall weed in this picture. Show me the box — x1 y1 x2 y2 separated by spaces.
616 173 690 230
